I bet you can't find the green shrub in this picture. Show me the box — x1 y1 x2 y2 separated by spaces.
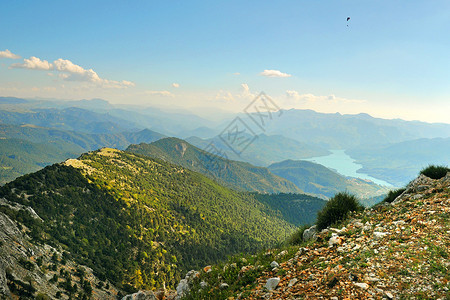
316 192 363 230
420 165 450 180
382 188 406 204
18 257 34 271
36 293 50 300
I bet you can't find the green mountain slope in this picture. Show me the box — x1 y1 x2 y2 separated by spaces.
0 148 304 291
252 193 326 226
268 160 390 200
0 138 81 185
126 138 302 194
186 134 329 167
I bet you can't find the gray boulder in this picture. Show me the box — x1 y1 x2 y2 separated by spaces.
270 261 279 268
265 277 280 291
175 279 189 299
122 290 157 300
303 225 318 241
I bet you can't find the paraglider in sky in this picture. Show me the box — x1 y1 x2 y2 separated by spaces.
346 17 350 27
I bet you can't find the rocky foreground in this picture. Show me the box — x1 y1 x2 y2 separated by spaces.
175 173 450 299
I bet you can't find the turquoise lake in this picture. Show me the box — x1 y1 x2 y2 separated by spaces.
305 150 393 187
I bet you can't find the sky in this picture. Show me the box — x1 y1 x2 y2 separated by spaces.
1 0 450 123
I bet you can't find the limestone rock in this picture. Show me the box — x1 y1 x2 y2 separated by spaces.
175 279 189 299
373 231 389 240
354 282 369 289
270 261 279 268
265 277 280 291
288 278 298 287
122 290 157 300
219 282 229 289
303 225 318 242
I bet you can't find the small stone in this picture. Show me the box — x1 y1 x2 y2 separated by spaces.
270 261 279 268
354 282 369 289
331 297 338 300
203 265 212 273
122 291 157 300
385 291 394 299
337 246 346 253
329 235 342 247
411 194 423 200
354 221 364 228
366 276 379 282
288 278 298 287
220 283 229 289
265 277 280 291
373 232 388 240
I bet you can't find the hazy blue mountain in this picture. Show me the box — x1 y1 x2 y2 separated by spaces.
268 159 390 201
107 107 216 136
126 137 303 194
0 107 138 134
186 134 330 167
0 96 30 104
256 109 450 149
0 124 165 184
347 137 450 186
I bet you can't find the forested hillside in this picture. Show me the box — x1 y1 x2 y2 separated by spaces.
127 138 302 194
0 148 326 292
268 160 390 200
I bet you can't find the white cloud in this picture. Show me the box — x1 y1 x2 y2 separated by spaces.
260 69 292 78
215 90 235 102
215 83 255 103
241 83 250 94
53 58 135 88
10 56 134 89
233 72 240 76
0 49 21 59
286 90 300 98
145 90 174 97
172 83 180 88
285 90 365 104
10 56 53 70
54 58 88 75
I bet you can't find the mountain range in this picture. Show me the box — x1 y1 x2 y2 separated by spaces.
0 96 449 299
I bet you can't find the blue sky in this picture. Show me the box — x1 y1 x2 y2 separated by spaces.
1 1 450 123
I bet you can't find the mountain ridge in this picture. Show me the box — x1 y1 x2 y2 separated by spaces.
126 137 303 194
